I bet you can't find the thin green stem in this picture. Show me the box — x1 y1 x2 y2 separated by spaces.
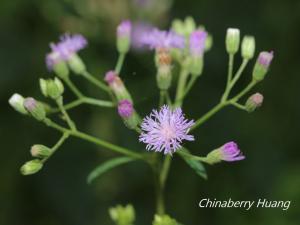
191 102 228 131
230 102 247 111
221 54 234 102
159 90 166 107
229 59 249 89
231 80 257 102
178 149 209 164
63 77 84 98
115 53 126 74
41 133 69 163
43 118 144 160
82 97 115 108
160 155 172 188
56 97 77 131
81 71 110 93
183 75 197 98
174 69 189 107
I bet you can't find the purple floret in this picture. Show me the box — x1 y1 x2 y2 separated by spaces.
46 34 87 70
139 105 195 155
189 30 207 57
220 141 245 162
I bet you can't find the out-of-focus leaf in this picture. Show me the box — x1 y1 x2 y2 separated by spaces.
178 148 207 180
87 157 135 184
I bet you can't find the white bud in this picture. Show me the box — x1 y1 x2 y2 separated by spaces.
226 28 240 54
241 36 255 59
9 93 28 115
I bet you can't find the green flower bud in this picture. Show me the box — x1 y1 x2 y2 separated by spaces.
8 93 28 115
67 54 86 75
153 215 181 225
30 144 51 158
23 97 46 121
171 19 185 36
241 36 255 59
53 61 69 79
188 56 204 76
40 78 64 100
184 16 196 35
20 159 43 175
252 51 274 81
205 34 213 52
245 93 264 112
117 20 132 54
226 28 240 54
109 204 135 225
157 65 172 90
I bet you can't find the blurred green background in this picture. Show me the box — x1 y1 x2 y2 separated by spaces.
1 0 299 224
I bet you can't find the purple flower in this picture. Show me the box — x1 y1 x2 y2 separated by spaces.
117 20 132 38
140 29 185 50
258 51 274 68
220 141 245 162
139 105 195 155
189 30 207 57
118 100 134 118
46 34 87 70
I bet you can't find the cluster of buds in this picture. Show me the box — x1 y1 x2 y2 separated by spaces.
40 77 64 100
20 144 52 175
109 204 135 225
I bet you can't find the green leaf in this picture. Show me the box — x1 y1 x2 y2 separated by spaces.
178 148 207 179
87 157 135 184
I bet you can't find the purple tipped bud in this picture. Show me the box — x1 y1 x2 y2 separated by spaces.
24 97 46 121
118 100 134 118
117 20 132 54
117 20 132 38
258 51 274 68
104 70 118 85
206 141 245 164
220 141 245 162
189 30 207 57
246 93 264 112
253 51 274 81
104 71 132 101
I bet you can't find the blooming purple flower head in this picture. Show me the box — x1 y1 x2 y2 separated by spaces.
46 34 87 70
258 51 274 68
139 105 195 155
220 141 245 162
189 30 207 57
140 28 185 50
117 20 132 38
118 100 134 118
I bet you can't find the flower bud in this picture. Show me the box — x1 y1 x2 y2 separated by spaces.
245 93 264 112
30 144 51 158
20 159 43 175
46 52 70 79
155 49 173 90
226 28 240 54
205 34 213 52
241 36 255 59
184 16 196 35
117 20 132 54
109 204 135 225
153 214 180 225
171 19 185 36
206 141 245 164
104 71 133 101
23 97 46 121
118 100 140 130
8 93 28 115
40 78 64 100
67 54 86 75
252 51 274 81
